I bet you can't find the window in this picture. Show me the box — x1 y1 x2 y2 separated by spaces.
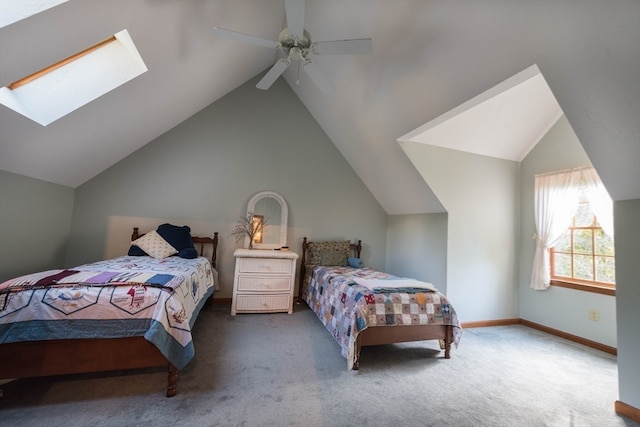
530 166 614 295
550 184 615 294
0 29 147 126
0 0 68 29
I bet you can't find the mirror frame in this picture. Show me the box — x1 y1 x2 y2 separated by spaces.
245 191 288 249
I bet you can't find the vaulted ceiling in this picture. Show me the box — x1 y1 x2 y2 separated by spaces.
1 0 638 214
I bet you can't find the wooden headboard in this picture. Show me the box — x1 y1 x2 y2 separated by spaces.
298 237 362 302
131 227 219 268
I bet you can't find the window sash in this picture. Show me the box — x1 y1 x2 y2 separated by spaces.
550 216 615 288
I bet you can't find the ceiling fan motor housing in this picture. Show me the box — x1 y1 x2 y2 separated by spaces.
279 28 311 58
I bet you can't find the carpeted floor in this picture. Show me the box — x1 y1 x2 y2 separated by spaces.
0 303 637 427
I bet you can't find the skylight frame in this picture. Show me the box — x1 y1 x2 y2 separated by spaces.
0 0 69 29
0 29 148 126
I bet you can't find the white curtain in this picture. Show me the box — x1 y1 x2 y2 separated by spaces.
530 169 582 290
582 167 614 238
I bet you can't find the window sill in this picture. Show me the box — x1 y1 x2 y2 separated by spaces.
550 279 615 296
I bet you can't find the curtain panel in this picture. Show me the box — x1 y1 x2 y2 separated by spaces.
530 170 581 290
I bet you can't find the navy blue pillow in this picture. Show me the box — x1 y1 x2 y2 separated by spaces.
128 245 148 256
156 223 195 252
179 248 198 259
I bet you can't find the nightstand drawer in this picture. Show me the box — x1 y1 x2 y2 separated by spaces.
237 276 292 292
235 294 291 312
238 257 293 274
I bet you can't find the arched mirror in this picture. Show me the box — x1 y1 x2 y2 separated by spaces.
245 191 288 249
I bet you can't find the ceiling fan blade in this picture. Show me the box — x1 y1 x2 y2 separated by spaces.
213 27 279 49
256 58 292 90
312 38 373 55
302 60 333 95
285 0 305 40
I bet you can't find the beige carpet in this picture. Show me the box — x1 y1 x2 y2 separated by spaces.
0 303 636 427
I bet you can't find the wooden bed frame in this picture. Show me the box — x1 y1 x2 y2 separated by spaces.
299 237 453 369
0 227 218 397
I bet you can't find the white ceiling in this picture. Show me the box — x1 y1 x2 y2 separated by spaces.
400 65 563 162
1 1 638 214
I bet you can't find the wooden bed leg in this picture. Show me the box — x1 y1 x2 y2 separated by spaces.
443 340 451 359
166 363 178 397
353 339 361 370
443 325 453 359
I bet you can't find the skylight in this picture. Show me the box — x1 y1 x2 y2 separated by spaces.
0 0 69 28
0 29 147 126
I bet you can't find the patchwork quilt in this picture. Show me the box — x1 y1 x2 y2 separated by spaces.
305 266 462 369
0 256 216 370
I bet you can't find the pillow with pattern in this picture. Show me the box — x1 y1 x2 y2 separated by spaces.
131 230 178 259
319 249 349 266
307 240 351 266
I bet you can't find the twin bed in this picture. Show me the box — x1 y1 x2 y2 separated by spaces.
299 237 461 369
0 228 460 397
0 225 218 397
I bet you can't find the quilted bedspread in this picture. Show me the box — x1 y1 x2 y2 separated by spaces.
0 256 216 370
305 266 462 369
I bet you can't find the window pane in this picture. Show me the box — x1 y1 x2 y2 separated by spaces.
574 254 593 281
574 203 594 227
554 253 572 277
573 229 593 254
594 229 614 256
555 230 571 252
595 256 616 283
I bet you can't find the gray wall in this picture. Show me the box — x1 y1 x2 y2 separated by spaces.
65 76 388 298
399 142 520 323
519 116 616 347
386 213 447 293
0 170 74 281
614 199 640 410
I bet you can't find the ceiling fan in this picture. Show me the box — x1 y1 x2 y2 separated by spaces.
213 0 372 94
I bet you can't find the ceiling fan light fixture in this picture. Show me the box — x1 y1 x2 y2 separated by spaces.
288 46 304 60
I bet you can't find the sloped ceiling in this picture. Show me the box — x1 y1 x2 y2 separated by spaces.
399 65 563 162
1 1 638 214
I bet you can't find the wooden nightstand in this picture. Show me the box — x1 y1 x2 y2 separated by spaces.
231 249 299 315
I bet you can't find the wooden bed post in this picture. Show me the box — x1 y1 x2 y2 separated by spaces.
167 363 178 397
297 237 309 303
211 232 219 269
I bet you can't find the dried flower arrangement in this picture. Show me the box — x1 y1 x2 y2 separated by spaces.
230 211 268 249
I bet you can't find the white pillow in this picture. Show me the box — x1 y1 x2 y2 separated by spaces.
132 230 177 259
